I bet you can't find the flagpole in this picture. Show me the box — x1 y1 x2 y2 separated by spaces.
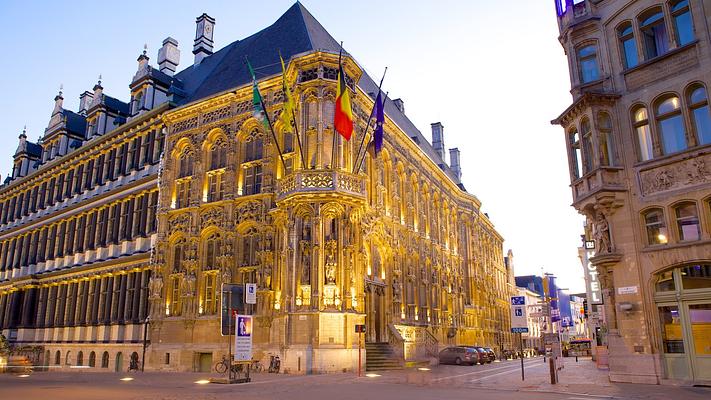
292 108 307 171
280 51 307 171
261 96 288 174
246 56 288 174
331 42 344 170
352 67 387 174
356 90 388 174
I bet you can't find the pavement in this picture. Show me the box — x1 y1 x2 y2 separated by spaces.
0 356 709 400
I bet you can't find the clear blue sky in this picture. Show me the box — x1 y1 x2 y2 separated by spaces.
0 0 585 292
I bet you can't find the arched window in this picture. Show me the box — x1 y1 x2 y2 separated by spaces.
580 118 594 173
170 276 182 316
306 100 318 129
688 86 711 145
65 351 72 365
101 351 109 368
633 107 654 161
656 96 687 154
644 208 668 245
55 350 61 365
77 351 84 366
244 135 264 162
178 152 194 178
598 113 617 166
577 45 600 83
202 273 218 315
671 0 694 46
283 132 294 153
205 234 222 270
569 128 583 179
241 232 259 267
89 351 96 367
618 22 639 68
639 9 669 59
172 240 184 273
675 202 700 241
323 100 335 128
209 140 228 170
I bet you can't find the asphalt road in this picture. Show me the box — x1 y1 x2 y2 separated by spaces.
0 358 709 400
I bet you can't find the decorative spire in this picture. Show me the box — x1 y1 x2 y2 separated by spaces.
55 83 64 101
137 43 150 62
94 74 103 91
19 125 27 139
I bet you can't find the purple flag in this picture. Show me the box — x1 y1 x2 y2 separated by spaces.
367 92 385 158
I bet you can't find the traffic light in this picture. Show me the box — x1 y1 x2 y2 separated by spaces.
583 299 588 318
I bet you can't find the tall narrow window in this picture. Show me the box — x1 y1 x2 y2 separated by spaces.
210 141 227 170
244 136 264 162
202 273 217 315
178 153 194 178
243 166 262 196
170 276 181 316
688 86 711 145
675 202 700 241
207 173 224 202
634 107 654 161
581 118 594 174
569 128 583 179
577 45 600 83
598 113 617 166
640 10 669 59
205 236 222 270
644 208 668 245
656 96 688 154
671 0 694 46
618 23 639 68
175 181 190 208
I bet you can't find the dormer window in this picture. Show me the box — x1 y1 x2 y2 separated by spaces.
133 91 145 115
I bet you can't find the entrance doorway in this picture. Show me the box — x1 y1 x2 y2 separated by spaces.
197 353 213 373
655 264 711 383
365 283 386 343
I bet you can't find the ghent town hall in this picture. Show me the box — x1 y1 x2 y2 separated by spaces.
0 3 515 373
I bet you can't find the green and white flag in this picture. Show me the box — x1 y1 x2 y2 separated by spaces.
246 59 268 127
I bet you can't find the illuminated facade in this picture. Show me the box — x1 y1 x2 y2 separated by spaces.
0 3 513 373
553 0 711 385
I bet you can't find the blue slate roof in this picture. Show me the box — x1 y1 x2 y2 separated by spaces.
173 2 462 186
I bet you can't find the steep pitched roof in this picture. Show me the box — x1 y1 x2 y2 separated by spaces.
174 2 462 186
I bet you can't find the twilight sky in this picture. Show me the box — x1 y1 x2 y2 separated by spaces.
0 1 585 292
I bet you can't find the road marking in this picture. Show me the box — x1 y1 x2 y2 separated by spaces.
430 359 540 382
468 361 546 382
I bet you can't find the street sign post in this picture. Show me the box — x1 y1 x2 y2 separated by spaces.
355 324 366 376
510 296 528 381
234 314 253 362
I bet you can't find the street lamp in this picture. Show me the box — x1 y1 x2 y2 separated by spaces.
141 316 150 372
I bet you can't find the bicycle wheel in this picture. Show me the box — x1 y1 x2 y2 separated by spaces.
215 361 227 374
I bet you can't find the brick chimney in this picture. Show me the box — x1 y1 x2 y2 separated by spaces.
449 148 461 180
431 122 446 163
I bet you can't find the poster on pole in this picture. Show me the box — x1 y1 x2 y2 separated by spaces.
245 283 257 304
510 296 529 333
234 314 253 362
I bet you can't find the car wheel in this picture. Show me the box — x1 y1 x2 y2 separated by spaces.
455 357 462 365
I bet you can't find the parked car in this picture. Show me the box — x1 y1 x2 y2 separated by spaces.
438 346 480 366
464 347 487 365
481 347 496 363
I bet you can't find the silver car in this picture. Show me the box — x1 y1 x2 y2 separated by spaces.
438 346 479 366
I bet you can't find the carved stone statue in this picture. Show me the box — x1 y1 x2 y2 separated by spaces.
182 271 196 297
262 264 272 289
392 278 402 302
594 213 612 254
148 274 164 299
300 241 311 285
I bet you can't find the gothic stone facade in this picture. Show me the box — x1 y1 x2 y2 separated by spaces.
0 4 513 374
553 0 711 385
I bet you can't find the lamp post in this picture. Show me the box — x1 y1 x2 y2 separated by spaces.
141 316 150 372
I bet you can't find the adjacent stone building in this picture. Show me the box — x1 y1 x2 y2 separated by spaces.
553 0 711 385
0 3 514 373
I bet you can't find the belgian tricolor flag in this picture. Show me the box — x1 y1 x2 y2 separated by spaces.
334 61 353 141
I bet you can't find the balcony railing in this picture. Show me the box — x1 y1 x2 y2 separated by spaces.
276 169 366 200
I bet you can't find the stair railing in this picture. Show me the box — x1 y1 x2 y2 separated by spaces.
387 324 405 363
423 328 439 358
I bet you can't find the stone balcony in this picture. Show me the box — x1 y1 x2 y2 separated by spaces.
276 169 367 201
572 166 626 208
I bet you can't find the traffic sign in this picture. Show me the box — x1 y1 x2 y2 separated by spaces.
234 314 253 362
355 324 366 333
510 296 528 333
245 283 257 304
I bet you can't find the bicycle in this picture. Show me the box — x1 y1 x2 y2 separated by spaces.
214 355 244 376
251 359 263 373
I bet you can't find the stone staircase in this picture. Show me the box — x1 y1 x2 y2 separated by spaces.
365 342 403 371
